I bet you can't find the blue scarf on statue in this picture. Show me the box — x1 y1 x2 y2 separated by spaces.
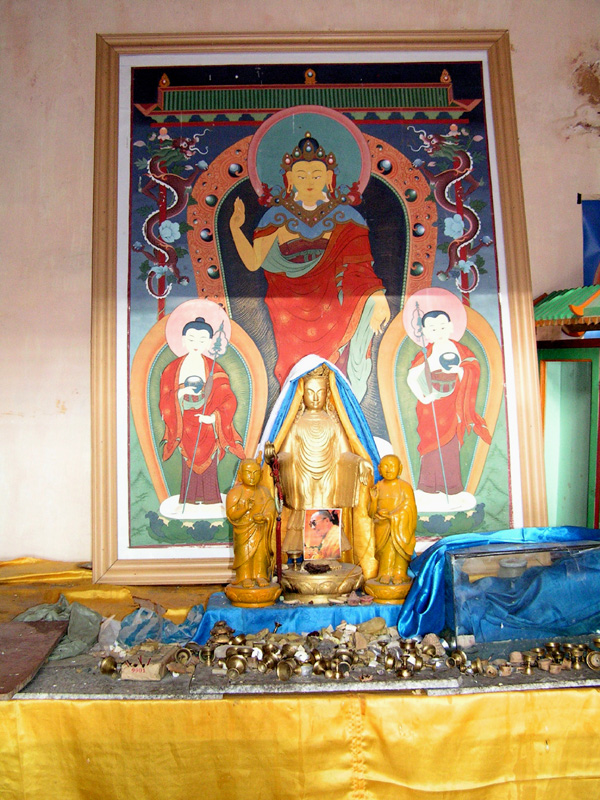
258 355 382 481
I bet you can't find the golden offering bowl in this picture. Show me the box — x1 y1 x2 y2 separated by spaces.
226 654 247 674
281 561 363 604
586 651 600 671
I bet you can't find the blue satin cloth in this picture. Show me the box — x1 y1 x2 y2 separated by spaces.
397 526 600 640
192 594 406 644
192 528 600 644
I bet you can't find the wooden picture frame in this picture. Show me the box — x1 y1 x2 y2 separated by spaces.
92 31 546 584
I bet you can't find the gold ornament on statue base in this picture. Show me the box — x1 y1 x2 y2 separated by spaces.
364 454 417 604
224 457 281 608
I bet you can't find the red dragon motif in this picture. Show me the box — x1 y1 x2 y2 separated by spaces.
133 134 205 299
409 127 493 294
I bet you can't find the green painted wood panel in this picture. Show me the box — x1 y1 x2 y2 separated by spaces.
539 345 600 528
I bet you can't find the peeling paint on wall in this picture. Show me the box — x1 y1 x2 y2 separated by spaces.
566 48 600 138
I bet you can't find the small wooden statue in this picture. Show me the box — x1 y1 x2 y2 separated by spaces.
224 458 281 608
365 454 417 603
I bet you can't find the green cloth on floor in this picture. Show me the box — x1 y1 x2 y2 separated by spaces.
14 594 102 659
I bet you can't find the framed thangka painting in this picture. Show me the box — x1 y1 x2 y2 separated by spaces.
92 33 546 583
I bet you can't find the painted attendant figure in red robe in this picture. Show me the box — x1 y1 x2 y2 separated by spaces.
159 317 245 509
407 309 491 513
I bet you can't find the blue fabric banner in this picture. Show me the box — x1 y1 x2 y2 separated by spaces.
582 199 600 285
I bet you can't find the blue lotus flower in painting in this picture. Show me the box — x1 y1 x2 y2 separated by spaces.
444 214 464 239
158 220 181 243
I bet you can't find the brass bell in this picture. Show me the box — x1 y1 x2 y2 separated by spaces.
175 647 193 665
262 653 278 670
276 660 294 681
384 654 396 671
100 656 118 676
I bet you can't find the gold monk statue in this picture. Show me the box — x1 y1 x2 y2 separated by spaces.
365 454 417 602
225 458 280 606
274 365 376 576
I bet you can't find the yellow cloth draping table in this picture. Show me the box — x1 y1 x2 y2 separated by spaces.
2 559 600 798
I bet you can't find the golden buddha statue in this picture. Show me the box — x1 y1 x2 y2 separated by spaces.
272 365 377 584
224 457 281 608
365 454 417 603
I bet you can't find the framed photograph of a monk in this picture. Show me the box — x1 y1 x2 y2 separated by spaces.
92 32 546 584
304 510 344 561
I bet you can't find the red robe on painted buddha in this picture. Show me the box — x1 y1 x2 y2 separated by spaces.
159 356 245 504
411 341 491 494
254 204 384 389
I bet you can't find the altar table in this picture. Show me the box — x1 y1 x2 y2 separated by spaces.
2 558 600 799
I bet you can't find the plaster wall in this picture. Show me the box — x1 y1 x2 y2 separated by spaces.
1 0 599 561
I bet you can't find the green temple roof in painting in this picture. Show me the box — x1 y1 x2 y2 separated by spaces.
135 70 481 124
534 286 600 328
